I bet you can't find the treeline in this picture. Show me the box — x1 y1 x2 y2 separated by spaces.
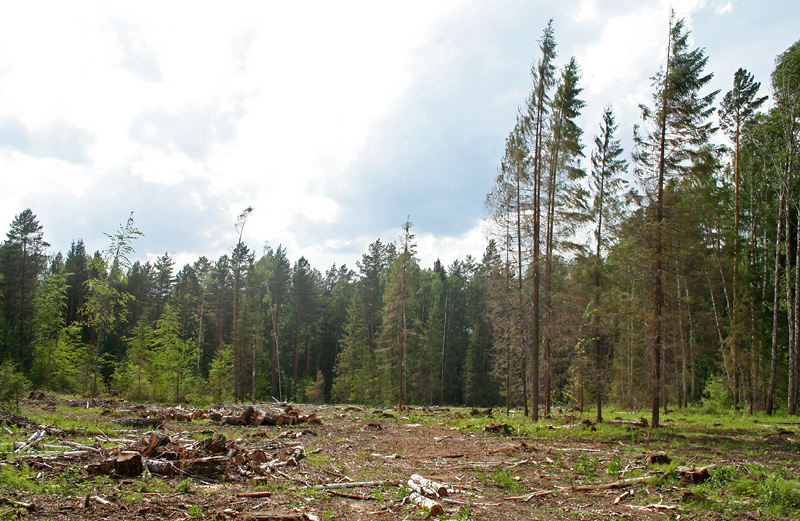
1 15 799 425
0 209 496 408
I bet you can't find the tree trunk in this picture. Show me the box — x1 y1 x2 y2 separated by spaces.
767 188 785 415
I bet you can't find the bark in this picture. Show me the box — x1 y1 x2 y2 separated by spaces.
767 188 785 414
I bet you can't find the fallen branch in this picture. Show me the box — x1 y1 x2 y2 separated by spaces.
297 479 403 490
626 503 676 511
571 474 656 491
0 498 35 510
14 430 47 453
326 489 375 501
62 440 104 455
246 513 319 521
236 491 273 498
614 489 633 504
505 489 554 502
82 495 112 508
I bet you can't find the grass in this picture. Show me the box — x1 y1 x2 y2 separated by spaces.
477 465 522 494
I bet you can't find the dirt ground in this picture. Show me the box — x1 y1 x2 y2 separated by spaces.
2 398 799 520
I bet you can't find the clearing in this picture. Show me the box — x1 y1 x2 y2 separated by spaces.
2 396 800 520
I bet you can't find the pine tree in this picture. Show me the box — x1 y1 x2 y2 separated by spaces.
719 68 768 411
0 209 50 365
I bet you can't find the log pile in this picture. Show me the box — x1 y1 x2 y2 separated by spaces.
405 474 448 516
105 403 323 428
84 429 308 482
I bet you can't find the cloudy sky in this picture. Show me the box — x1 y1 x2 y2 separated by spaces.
1 0 797 272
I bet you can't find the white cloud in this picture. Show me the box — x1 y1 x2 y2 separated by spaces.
416 221 487 268
717 2 734 14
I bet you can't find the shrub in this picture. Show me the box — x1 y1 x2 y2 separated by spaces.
0 359 30 412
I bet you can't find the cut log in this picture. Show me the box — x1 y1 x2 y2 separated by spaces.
608 417 648 428
145 458 174 476
61 440 103 454
114 451 143 476
14 430 47 452
177 456 230 478
111 417 165 428
241 406 255 422
247 449 269 462
261 411 286 426
408 474 447 498
286 445 304 466
86 459 115 475
408 492 444 517
82 495 112 508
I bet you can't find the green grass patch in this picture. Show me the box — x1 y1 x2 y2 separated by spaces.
477 465 522 493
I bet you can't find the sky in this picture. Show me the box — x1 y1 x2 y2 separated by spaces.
1 0 798 273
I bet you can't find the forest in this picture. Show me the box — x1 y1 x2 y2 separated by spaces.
1 16 799 429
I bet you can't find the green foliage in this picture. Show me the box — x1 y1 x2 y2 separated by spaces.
607 455 622 475
701 374 732 414
759 474 800 516
208 347 234 402
331 293 378 404
0 359 30 411
478 466 521 493
177 478 193 493
573 454 600 482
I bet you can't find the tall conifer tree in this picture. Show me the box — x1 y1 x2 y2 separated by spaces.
633 11 717 427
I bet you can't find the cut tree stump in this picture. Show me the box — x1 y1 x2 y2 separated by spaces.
484 423 512 435
115 451 143 476
675 465 712 484
202 433 227 453
646 452 671 465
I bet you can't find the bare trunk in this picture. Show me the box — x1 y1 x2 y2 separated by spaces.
767 188 785 414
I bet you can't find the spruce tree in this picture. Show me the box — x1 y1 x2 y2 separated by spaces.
633 11 717 427
590 106 628 422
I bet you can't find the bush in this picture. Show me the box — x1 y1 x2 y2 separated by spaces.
0 359 31 412
701 374 731 414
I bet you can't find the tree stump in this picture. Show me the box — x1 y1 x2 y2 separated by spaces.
115 452 143 476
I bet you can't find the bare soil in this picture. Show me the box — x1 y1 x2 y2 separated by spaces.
2 398 799 520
